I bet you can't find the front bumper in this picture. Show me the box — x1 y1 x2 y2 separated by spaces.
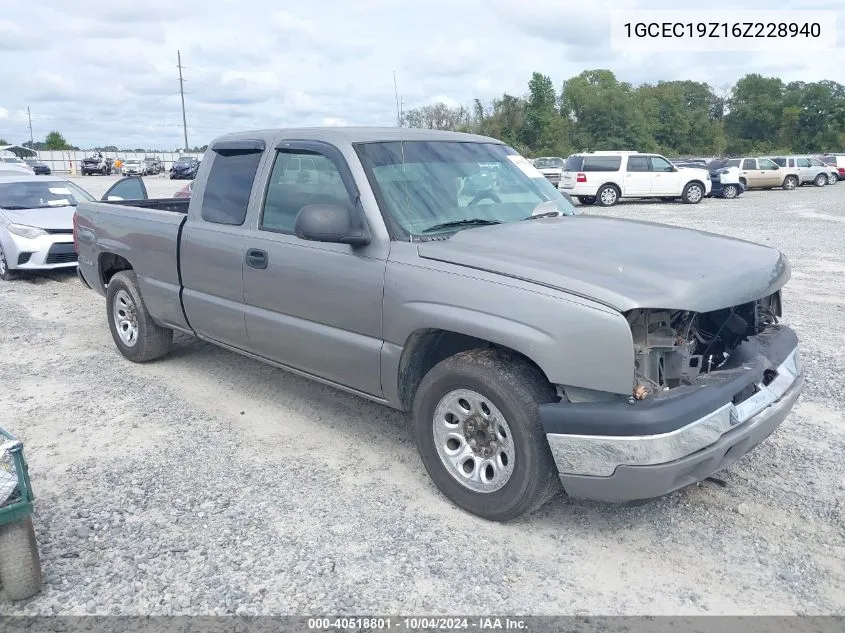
542 326 803 501
3 232 77 270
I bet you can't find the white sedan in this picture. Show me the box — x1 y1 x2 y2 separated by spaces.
0 175 96 280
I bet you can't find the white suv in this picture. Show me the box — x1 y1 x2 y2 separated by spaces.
561 151 711 206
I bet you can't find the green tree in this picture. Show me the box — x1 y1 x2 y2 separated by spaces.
44 130 70 150
0 138 8 145
520 72 561 152
724 74 785 153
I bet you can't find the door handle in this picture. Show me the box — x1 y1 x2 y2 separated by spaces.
245 248 268 270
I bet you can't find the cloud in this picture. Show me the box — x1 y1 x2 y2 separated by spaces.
0 0 843 148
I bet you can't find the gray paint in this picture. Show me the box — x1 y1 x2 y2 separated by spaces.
75 127 795 412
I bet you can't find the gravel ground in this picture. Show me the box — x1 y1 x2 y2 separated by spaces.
1 176 843 615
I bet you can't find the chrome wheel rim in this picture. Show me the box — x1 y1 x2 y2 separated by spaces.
829 174 837 185
0 248 7 275
600 187 617 205
724 185 737 199
816 175 826 186
784 178 796 190
687 185 703 202
113 289 138 347
432 389 515 493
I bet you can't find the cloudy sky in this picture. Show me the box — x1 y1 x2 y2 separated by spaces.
1 0 843 149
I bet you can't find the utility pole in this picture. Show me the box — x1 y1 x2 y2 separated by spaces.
27 106 34 146
177 50 189 152
393 71 401 127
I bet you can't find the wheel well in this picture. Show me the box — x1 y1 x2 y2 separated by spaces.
686 179 705 189
396 329 552 411
598 182 620 192
99 253 133 287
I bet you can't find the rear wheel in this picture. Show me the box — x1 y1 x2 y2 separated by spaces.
577 196 596 206
783 175 798 190
681 181 704 204
814 173 828 187
828 173 838 185
722 184 739 199
596 184 619 207
106 271 173 362
412 349 561 522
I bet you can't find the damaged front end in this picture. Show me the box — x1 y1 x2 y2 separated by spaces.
627 292 783 400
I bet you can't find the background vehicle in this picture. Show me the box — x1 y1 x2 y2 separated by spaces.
169 156 199 180
143 157 163 175
810 157 839 185
0 154 35 175
768 156 828 187
532 157 565 188
121 159 146 176
0 176 96 280
723 157 799 190
23 159 51 176
681 159 744 199
562 151 711 206
820 154 845 181
80 154 113 176
74 128 802 521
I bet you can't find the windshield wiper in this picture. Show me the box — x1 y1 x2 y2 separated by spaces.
421 218 502 233
0 205 30 210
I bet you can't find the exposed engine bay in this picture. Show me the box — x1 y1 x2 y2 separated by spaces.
627 292 782 398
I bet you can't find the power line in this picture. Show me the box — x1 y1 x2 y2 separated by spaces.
393 71 401 127
178 50 189 152
27 106 34 146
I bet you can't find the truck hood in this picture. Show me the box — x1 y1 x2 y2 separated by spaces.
1 205 76 230
416 216 790 313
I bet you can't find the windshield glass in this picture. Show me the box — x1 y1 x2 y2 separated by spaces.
0 179 95 209
534 157 564 169
356 141 579 238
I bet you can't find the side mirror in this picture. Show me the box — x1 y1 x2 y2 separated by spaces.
294 203 370 247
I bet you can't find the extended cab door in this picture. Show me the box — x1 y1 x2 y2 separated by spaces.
623 155 652 195
241 140 387 397
179 140 267 351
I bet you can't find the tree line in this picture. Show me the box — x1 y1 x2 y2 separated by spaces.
0 130 207 153
401 70 845 158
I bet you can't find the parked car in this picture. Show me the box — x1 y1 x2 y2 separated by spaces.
810 157 839 185
767 156 828 187
173 181 192 198
0 175 97 280
723 157 799 190
0 154 35 175
23 159 51 175
144 157 163 175
169 156 199 180
74 128 803 521
122 159 146 176
689 160 744 199
562 151 711 206
532 157 565 188
81 154 114 175
820 154 845 181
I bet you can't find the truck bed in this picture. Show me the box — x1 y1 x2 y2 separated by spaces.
99 198 190 214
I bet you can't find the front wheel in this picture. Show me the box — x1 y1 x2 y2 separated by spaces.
0 517 42 601
577 196 596 206
412 349 561 522
814 173 828 187
828 173 838 185
0 245 16 281
722 184 739 199
106 271 173 362
682 181 704 204
783 176 798 190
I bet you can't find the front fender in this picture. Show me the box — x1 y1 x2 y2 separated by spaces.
381 254 636 405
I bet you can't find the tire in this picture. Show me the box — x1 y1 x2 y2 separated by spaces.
722 184 739 199
0 245 16 281
681 181 705 204
412 349 561 522
0 517 42 601
596 184 620 207
814 173 827 187
106 271 173 362
783 175 798 190
828 173 838 185
577 196 596 206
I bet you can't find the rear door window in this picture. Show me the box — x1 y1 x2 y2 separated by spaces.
796 158 810 168
742 158 757 170
200 148 263 225
772 158 786 167
626 156 650 172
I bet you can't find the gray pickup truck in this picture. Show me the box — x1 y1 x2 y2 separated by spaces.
74 128 804 521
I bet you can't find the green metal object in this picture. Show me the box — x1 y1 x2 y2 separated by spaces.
0 430 36 526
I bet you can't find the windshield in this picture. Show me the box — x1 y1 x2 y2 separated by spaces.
534 157 564 169
0 179 95 209
356 141 579 238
